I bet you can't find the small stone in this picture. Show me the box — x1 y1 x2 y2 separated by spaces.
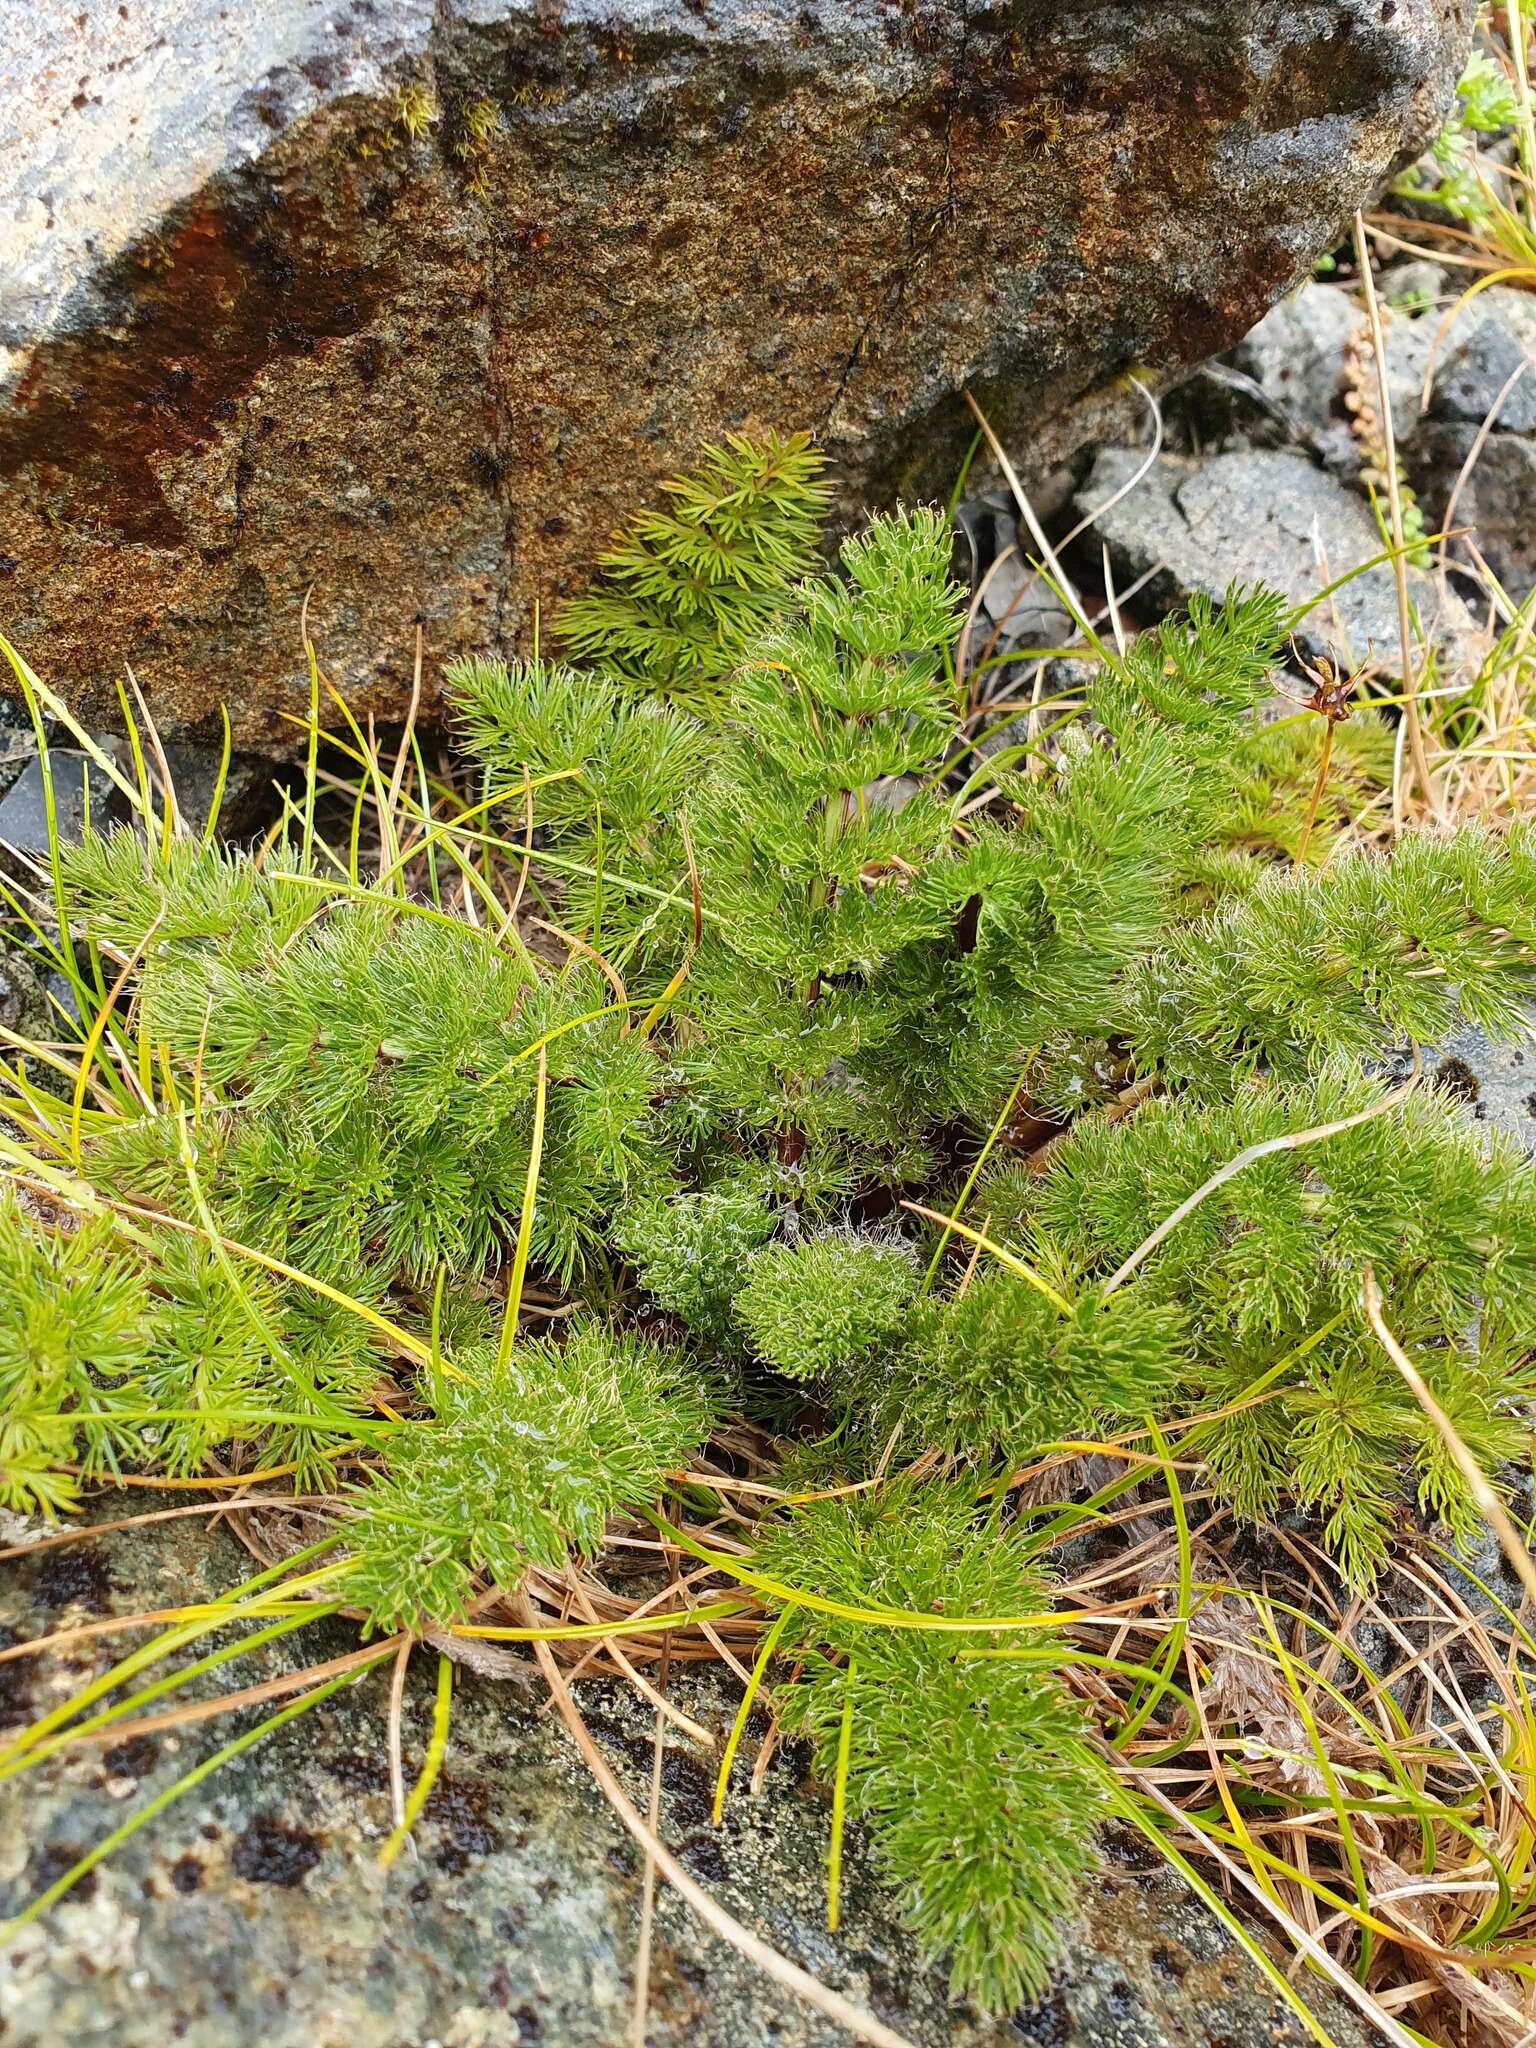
1078 446 1478 680
1428 286 1536 435
1233 284 1357 434
1384 258 1447 313
977 539 1075 652
0 753 96 851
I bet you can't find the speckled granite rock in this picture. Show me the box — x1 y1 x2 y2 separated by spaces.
1427 1015 1536 1152
1076 444 1481 679
0 0 1472 744
0 946 48 1042
1405 285 1536 605
0 1501 1369 2048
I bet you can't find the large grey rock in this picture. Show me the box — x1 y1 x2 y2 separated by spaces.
0 0 1473 745
0 1497 1369 2047
1078 446 1479 676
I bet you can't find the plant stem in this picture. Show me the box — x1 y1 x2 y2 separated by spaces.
1351 212 1435 826
1295 719 1335 866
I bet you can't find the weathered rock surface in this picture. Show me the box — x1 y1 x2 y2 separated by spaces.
1415 422 1536 599
1231 280 1361 440
0 1496 1371 2048
1426 284 1536 434
0 0 1472 744
1077 444 1480 676
1233 277 1434 448
1429 1016 1536 1152
1406 285 1536 602
1225 274 1536 606
0 699 30 812
0 945 48 1041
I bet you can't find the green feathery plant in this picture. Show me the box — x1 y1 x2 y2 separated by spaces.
555 429 831 711
2 432 1536 2021
752 1480 1106 2009
1390 47 1522 231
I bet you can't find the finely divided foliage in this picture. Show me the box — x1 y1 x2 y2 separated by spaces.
555 431 832 712
4 431 1536 2010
